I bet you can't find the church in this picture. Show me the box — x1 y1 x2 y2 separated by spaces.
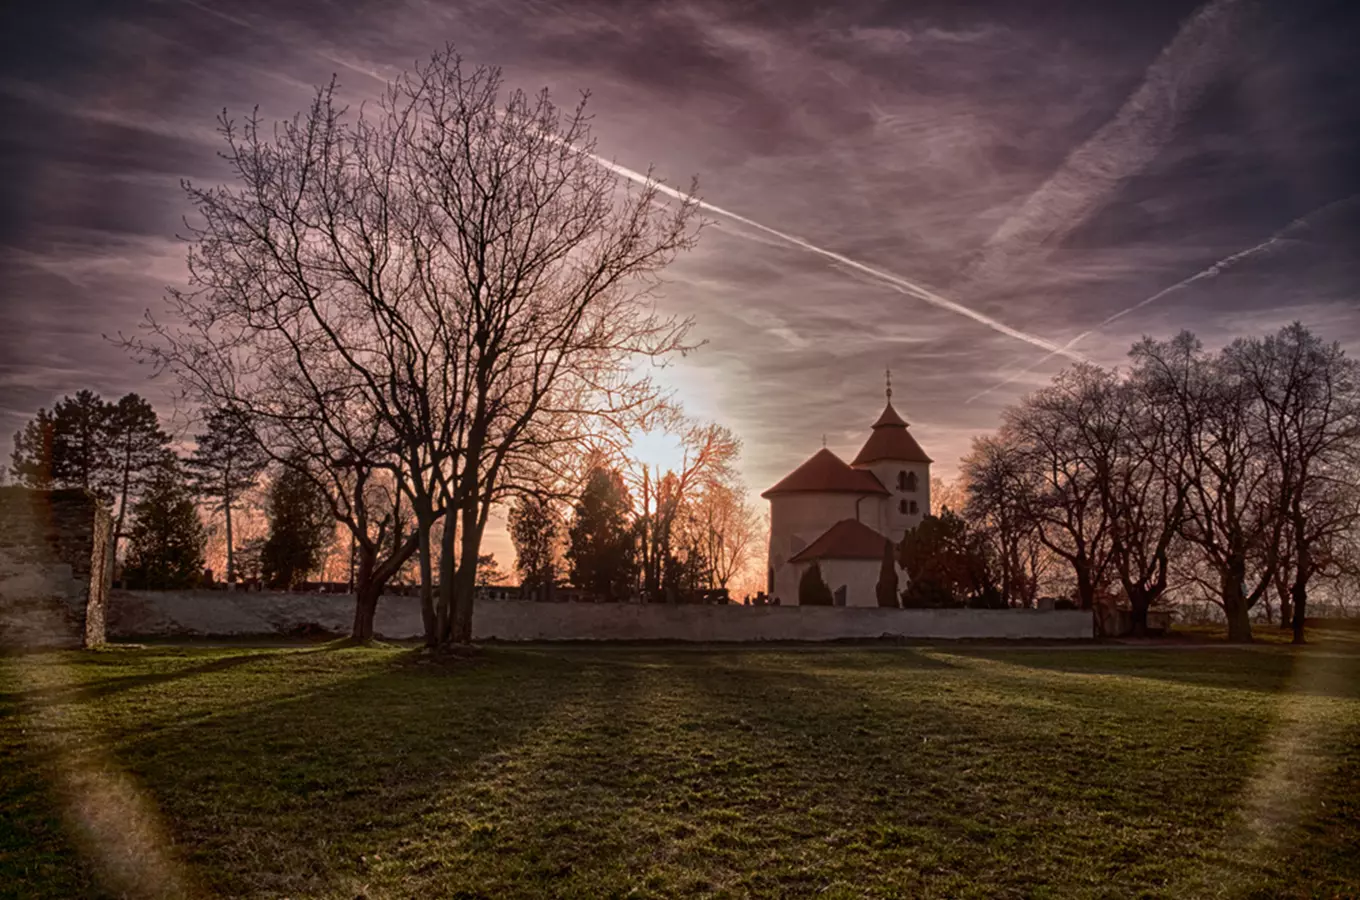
762 375 931 606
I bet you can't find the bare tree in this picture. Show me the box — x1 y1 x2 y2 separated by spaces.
962 434 1045 609
1084 363 1192 635
1226 323 1360 642
1000 365 1117 610
632 422 739 600
1132 333 1284 642
128 47 698 645
682 478 759 592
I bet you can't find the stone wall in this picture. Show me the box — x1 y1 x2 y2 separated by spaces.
0 488 112 648
108 591 1094 641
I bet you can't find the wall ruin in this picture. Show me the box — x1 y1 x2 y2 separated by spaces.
0 488 112 649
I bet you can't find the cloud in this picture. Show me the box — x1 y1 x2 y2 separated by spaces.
961 0 1249 288
965 193 1360 402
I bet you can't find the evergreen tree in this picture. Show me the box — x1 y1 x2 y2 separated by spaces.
123 461 206 589
476 553 510 586
509 495 561 596
185 406 268 583
898 511 996 608
261 462 334 589
566 467 637 601
10 408 56 488
876 538 899 608
107 393 172 556
798 561 834 606
10 391 116 499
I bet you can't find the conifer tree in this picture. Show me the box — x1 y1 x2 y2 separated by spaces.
566 467 637 601
876 539 899 608
108 393 172 556
124 461 206 589
798 561 834 606
186 406 268 583
261 462 334 590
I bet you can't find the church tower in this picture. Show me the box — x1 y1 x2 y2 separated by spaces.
849 370 931 544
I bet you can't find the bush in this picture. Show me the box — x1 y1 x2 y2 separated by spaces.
900 577 960 609
798 562 834 606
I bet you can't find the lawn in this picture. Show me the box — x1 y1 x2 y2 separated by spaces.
2 639 1359 899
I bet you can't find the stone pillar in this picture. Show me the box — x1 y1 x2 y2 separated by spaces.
0 488 112 649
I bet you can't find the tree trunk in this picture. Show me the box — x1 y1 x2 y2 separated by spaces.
450 500 481 644
114 436 132 563
224 493 236 585
1075 562 1095 611
418 520 436 647
1291 548 1311 645
1221 562 1253 643
1129 587 1150 638
351 547 378 641
436 509 458 645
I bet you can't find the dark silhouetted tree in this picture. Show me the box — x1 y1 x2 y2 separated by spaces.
123 462 206 589
797 561 834 606
899 511 994 609
107 393 172 558
567 467 637 601
509 495 562 598
876 539 899 608
10 391 114 500
261 462 334 590
185 406 268 584
10 408 56 488
476 553 509 586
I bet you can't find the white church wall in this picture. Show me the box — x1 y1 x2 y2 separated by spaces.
856 460 931 543
818 558 881 607
767 492 871 601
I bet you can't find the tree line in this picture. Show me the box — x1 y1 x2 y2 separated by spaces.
871 324 1359 644
9 391 336 591
7 387 760 607
509 422 760 602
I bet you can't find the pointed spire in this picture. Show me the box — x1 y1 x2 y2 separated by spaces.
885 367 892 401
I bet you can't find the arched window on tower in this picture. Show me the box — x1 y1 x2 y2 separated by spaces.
896 471 907 490
909 500 919 515
899 499 908 515
905 472 919 493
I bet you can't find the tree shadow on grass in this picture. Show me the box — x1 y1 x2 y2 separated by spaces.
0 650 290 709
2 647 585 899
945 646 1360 702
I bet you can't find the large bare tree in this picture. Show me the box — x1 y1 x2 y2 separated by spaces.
961 434 1045 609
1132 333 1284 642
130 47 699 645
1000 365 1117 611
1226 323 1360 642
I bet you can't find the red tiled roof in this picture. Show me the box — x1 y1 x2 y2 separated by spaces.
851 402 933 465
789 518 892 563
761 448 889 498
872 404 908 428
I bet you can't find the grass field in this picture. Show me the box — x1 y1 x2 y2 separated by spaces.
3 638 1359 899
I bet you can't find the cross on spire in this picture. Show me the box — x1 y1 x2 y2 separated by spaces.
885 367 893 401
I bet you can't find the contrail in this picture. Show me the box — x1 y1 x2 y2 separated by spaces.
591 154 1084 360
962 0 1247 288
964 196 1357 403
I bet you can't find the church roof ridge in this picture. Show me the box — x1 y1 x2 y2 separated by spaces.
761 447 890 498
852 401 932 466
788 517 891 563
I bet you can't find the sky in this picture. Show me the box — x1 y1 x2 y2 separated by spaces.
3 0 1359 566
